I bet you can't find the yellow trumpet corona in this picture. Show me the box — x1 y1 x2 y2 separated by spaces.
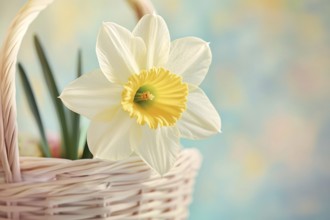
121 67 188 129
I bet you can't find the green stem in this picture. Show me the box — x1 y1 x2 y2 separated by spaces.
81 140 93 159
34 35 71 159
70 50 83 159
17 63 51 157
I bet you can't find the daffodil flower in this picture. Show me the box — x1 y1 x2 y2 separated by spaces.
60 14 221 175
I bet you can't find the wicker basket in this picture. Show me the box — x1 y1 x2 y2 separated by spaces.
0 0 202 219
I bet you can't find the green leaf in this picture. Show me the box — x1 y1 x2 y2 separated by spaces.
33 35 72 159
69 50 83 159
77 49 82 78
17 63 51 157
81 140 93 159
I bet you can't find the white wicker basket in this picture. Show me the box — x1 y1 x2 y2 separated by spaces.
0 0 202 219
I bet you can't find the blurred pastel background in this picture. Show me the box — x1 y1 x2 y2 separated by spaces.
1 0 330 219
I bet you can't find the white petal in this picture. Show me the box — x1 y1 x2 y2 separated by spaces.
177 86 221 139
165 37 212 86
96 22 146 83
135 126 181 176
133 14 170 69
87 109 137 161
60 70 122 120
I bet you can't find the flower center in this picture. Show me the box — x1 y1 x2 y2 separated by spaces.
134 87 155 104
121 67 188 129
135 91 154 102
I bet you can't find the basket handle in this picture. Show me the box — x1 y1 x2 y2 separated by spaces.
0 0 154 183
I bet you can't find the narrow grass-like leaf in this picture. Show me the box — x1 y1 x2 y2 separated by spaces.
17 63 51 157
81 140 93 159
34 35 71 159
77 49 82 78
70 49 83 159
